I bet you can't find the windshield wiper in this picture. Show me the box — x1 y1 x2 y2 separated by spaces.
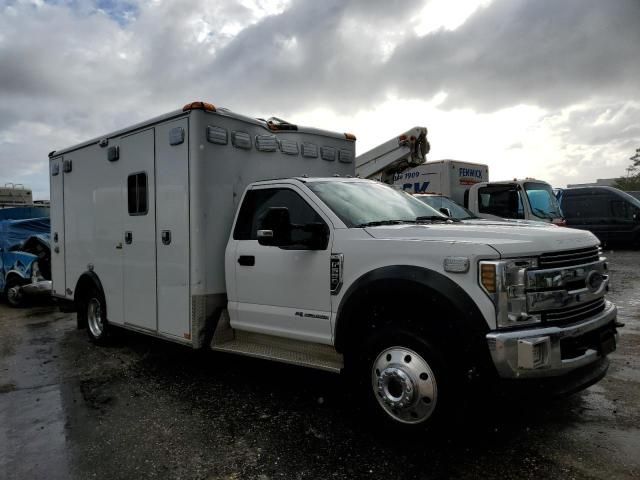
356 220 416 228
415 215 461 223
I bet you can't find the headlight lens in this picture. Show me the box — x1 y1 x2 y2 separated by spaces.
479 258 542 329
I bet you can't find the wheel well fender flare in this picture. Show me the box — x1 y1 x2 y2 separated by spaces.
74 271 107 314
5 270 27 282
334 265 489 354
3 271 27 292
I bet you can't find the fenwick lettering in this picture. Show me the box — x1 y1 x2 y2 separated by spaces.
459 168 483 179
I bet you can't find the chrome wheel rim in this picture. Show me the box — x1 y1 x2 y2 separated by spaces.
371 346 438 424
87 298 104 338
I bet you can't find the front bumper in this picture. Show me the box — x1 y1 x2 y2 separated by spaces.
486 300 617 379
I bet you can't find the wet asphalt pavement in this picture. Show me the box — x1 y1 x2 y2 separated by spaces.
1 250 639 480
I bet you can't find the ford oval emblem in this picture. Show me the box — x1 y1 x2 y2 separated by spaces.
586 271 604 293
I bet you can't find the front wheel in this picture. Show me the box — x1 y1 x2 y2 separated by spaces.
371 345 439 425
357 330 453 433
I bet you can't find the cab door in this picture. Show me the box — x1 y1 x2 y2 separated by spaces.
609 192 636 243
227 186 333 344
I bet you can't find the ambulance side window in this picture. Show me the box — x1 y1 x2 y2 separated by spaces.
127 172 148 215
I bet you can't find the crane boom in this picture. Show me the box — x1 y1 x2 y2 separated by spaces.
355 127 429 183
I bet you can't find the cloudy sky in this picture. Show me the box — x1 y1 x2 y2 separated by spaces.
1 0 639 199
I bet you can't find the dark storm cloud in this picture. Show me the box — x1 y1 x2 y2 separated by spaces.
190 0 640 113
195 0 418 112
387 0 640 111
561 103 640 146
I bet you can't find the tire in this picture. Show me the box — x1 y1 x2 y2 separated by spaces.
355 328 456 434
79 286 110 344
5 276 27 308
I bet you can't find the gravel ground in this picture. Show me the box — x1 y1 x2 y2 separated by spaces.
0 250 638 480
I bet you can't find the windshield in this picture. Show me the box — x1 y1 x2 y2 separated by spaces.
524 182 563 220
415 195 477 220
306 181 446 227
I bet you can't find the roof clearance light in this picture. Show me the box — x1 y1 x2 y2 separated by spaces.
344 133 357 141
183 101 216 112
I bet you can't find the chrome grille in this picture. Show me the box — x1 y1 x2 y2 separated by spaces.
538 246 600 268
541 298 606 325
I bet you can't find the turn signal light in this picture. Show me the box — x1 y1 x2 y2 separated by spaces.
480 263 497 293
183 101 216 112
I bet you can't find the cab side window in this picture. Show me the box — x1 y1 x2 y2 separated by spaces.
478 186 524 219
234 188 325 242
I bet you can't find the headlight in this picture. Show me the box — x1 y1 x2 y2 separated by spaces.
479 258 542 329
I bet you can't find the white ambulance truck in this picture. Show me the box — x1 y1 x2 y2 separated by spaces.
50 103 618 431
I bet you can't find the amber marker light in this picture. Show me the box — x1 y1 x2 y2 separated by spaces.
183 101 216 112
480 263 497 293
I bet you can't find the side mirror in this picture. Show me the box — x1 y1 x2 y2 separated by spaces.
258 207 292 247
257 207 329 250
439 207 452 217
300 222 330 250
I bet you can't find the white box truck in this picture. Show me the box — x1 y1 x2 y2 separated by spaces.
391 159 489 206
50 104 618 431
391 160 563 224
355 132 563 224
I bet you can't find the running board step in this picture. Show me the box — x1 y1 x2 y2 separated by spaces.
212 330 344 373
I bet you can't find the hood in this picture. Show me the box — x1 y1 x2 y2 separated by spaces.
364 223 598 257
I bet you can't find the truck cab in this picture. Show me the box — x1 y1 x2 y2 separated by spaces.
225 176 617 428
467 179 565 225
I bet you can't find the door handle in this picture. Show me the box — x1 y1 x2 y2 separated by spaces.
238 255 255 266
124 231 133 244
161 230 171 245
115 242 123 250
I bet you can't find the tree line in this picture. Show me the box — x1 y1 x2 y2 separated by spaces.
614 148 640 191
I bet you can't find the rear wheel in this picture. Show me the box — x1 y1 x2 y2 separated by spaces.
79 286 110 344
5 276 27 308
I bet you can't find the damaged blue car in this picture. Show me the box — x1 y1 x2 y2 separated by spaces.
0 217 51 307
